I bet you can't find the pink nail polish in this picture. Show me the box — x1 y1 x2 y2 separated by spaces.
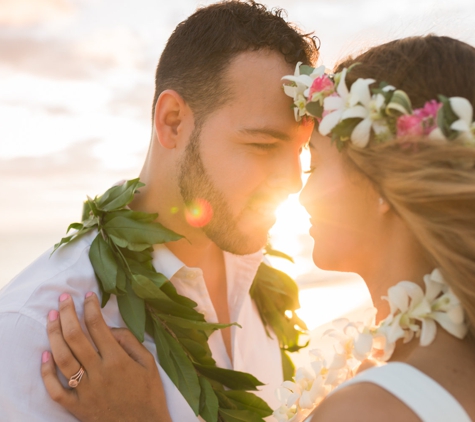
48 310 59 322
59 293 70 302
42 351 50 363
85 291 94 298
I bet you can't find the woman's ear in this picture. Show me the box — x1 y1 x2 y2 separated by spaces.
153 90 189 149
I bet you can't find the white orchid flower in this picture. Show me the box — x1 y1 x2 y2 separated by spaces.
381 270 468 347
282 63 326 121
449 97 475 143
276 380 302 408
319 68 350 136
294 368 325 409
273 404 298 422
319 71 376 147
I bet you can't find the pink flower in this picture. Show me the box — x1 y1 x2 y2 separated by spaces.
414 100 441 119
397 115 424 137
308 75 334 100
414 100 442 134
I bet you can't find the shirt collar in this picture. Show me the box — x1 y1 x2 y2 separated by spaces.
151 243 186 280
151 243 264 320
223 249 263 322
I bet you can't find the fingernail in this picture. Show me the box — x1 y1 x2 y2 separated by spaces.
59 293 70 302
48 310 59 322
42 351 50 363
85 291 94 298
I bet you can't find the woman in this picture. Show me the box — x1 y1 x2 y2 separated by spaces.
42 35 475 421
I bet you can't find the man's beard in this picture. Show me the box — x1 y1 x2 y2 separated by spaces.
178 127 268 255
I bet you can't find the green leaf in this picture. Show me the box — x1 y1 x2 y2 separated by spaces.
81 200 92 221
103 209 158 224
120 248 154 263
116 267 127 293
386 89 413 116
438 95 459 139
153 319 201 415
104 216 183 248
159 314 240 333
166 324 216 367
52 234 75 254
95 274 111 307
86 196 101 218
95 178 144 212
100 292 111 308
117 281 146 342
281 349 295 381
147 290 203 321
52 221 94 255
217 391 272 418
108 234 129 249
160 281 201 309
250 262 308 367
264 245 294 263
131 273 168 299
66 222 83 233
194 364 264 391
218 409 265 422
199 376 219 422
306 100 324 119
299 64 314 76
333 118 361 141
89 234 119 294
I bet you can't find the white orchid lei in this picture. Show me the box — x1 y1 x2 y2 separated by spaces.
273 269 468 422
282 63 475 149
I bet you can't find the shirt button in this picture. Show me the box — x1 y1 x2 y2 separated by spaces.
184 271 198 281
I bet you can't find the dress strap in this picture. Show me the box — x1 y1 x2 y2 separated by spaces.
334 362 472 422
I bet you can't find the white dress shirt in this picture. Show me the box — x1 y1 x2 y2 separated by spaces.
0 230 283 421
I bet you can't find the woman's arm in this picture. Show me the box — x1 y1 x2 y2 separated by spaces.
41 292 172 422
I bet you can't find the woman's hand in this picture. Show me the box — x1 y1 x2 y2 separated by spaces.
41 292 172 422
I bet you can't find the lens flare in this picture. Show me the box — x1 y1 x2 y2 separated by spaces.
185 198 213 228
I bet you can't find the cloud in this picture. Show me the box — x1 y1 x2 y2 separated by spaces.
0 36 98 80
0 139 140 232
109 81 154 122
0 0 75 27
0 26 148 81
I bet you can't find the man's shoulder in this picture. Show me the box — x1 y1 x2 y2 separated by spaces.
0 230 99 323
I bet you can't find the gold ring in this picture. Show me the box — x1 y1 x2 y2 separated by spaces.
68 366 85 388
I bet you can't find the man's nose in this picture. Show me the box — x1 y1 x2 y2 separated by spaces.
268 150 303 194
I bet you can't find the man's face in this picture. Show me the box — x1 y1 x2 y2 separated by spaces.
178 51 313 255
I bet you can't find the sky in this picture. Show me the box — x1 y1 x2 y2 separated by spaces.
1 0 474 325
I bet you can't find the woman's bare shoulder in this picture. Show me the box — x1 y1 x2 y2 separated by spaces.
307 382 420 422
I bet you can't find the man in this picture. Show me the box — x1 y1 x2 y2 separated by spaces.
0 1 316 420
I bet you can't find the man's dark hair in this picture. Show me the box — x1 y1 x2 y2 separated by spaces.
152 0 318 125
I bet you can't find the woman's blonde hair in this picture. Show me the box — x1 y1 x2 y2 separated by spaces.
336 36 475 335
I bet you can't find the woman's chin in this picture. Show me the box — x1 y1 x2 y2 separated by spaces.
311 252 353 273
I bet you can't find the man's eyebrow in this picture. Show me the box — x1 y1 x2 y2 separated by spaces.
239 128 291 142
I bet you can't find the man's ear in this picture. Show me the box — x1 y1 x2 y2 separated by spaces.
153 90 189 149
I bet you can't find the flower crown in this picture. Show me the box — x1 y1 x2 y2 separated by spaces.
282 63 475 149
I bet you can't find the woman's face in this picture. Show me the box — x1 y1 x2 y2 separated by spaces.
300 131 385 274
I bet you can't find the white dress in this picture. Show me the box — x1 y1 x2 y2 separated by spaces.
332 362 472 422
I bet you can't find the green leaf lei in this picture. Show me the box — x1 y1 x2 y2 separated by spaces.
53 178 308 422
